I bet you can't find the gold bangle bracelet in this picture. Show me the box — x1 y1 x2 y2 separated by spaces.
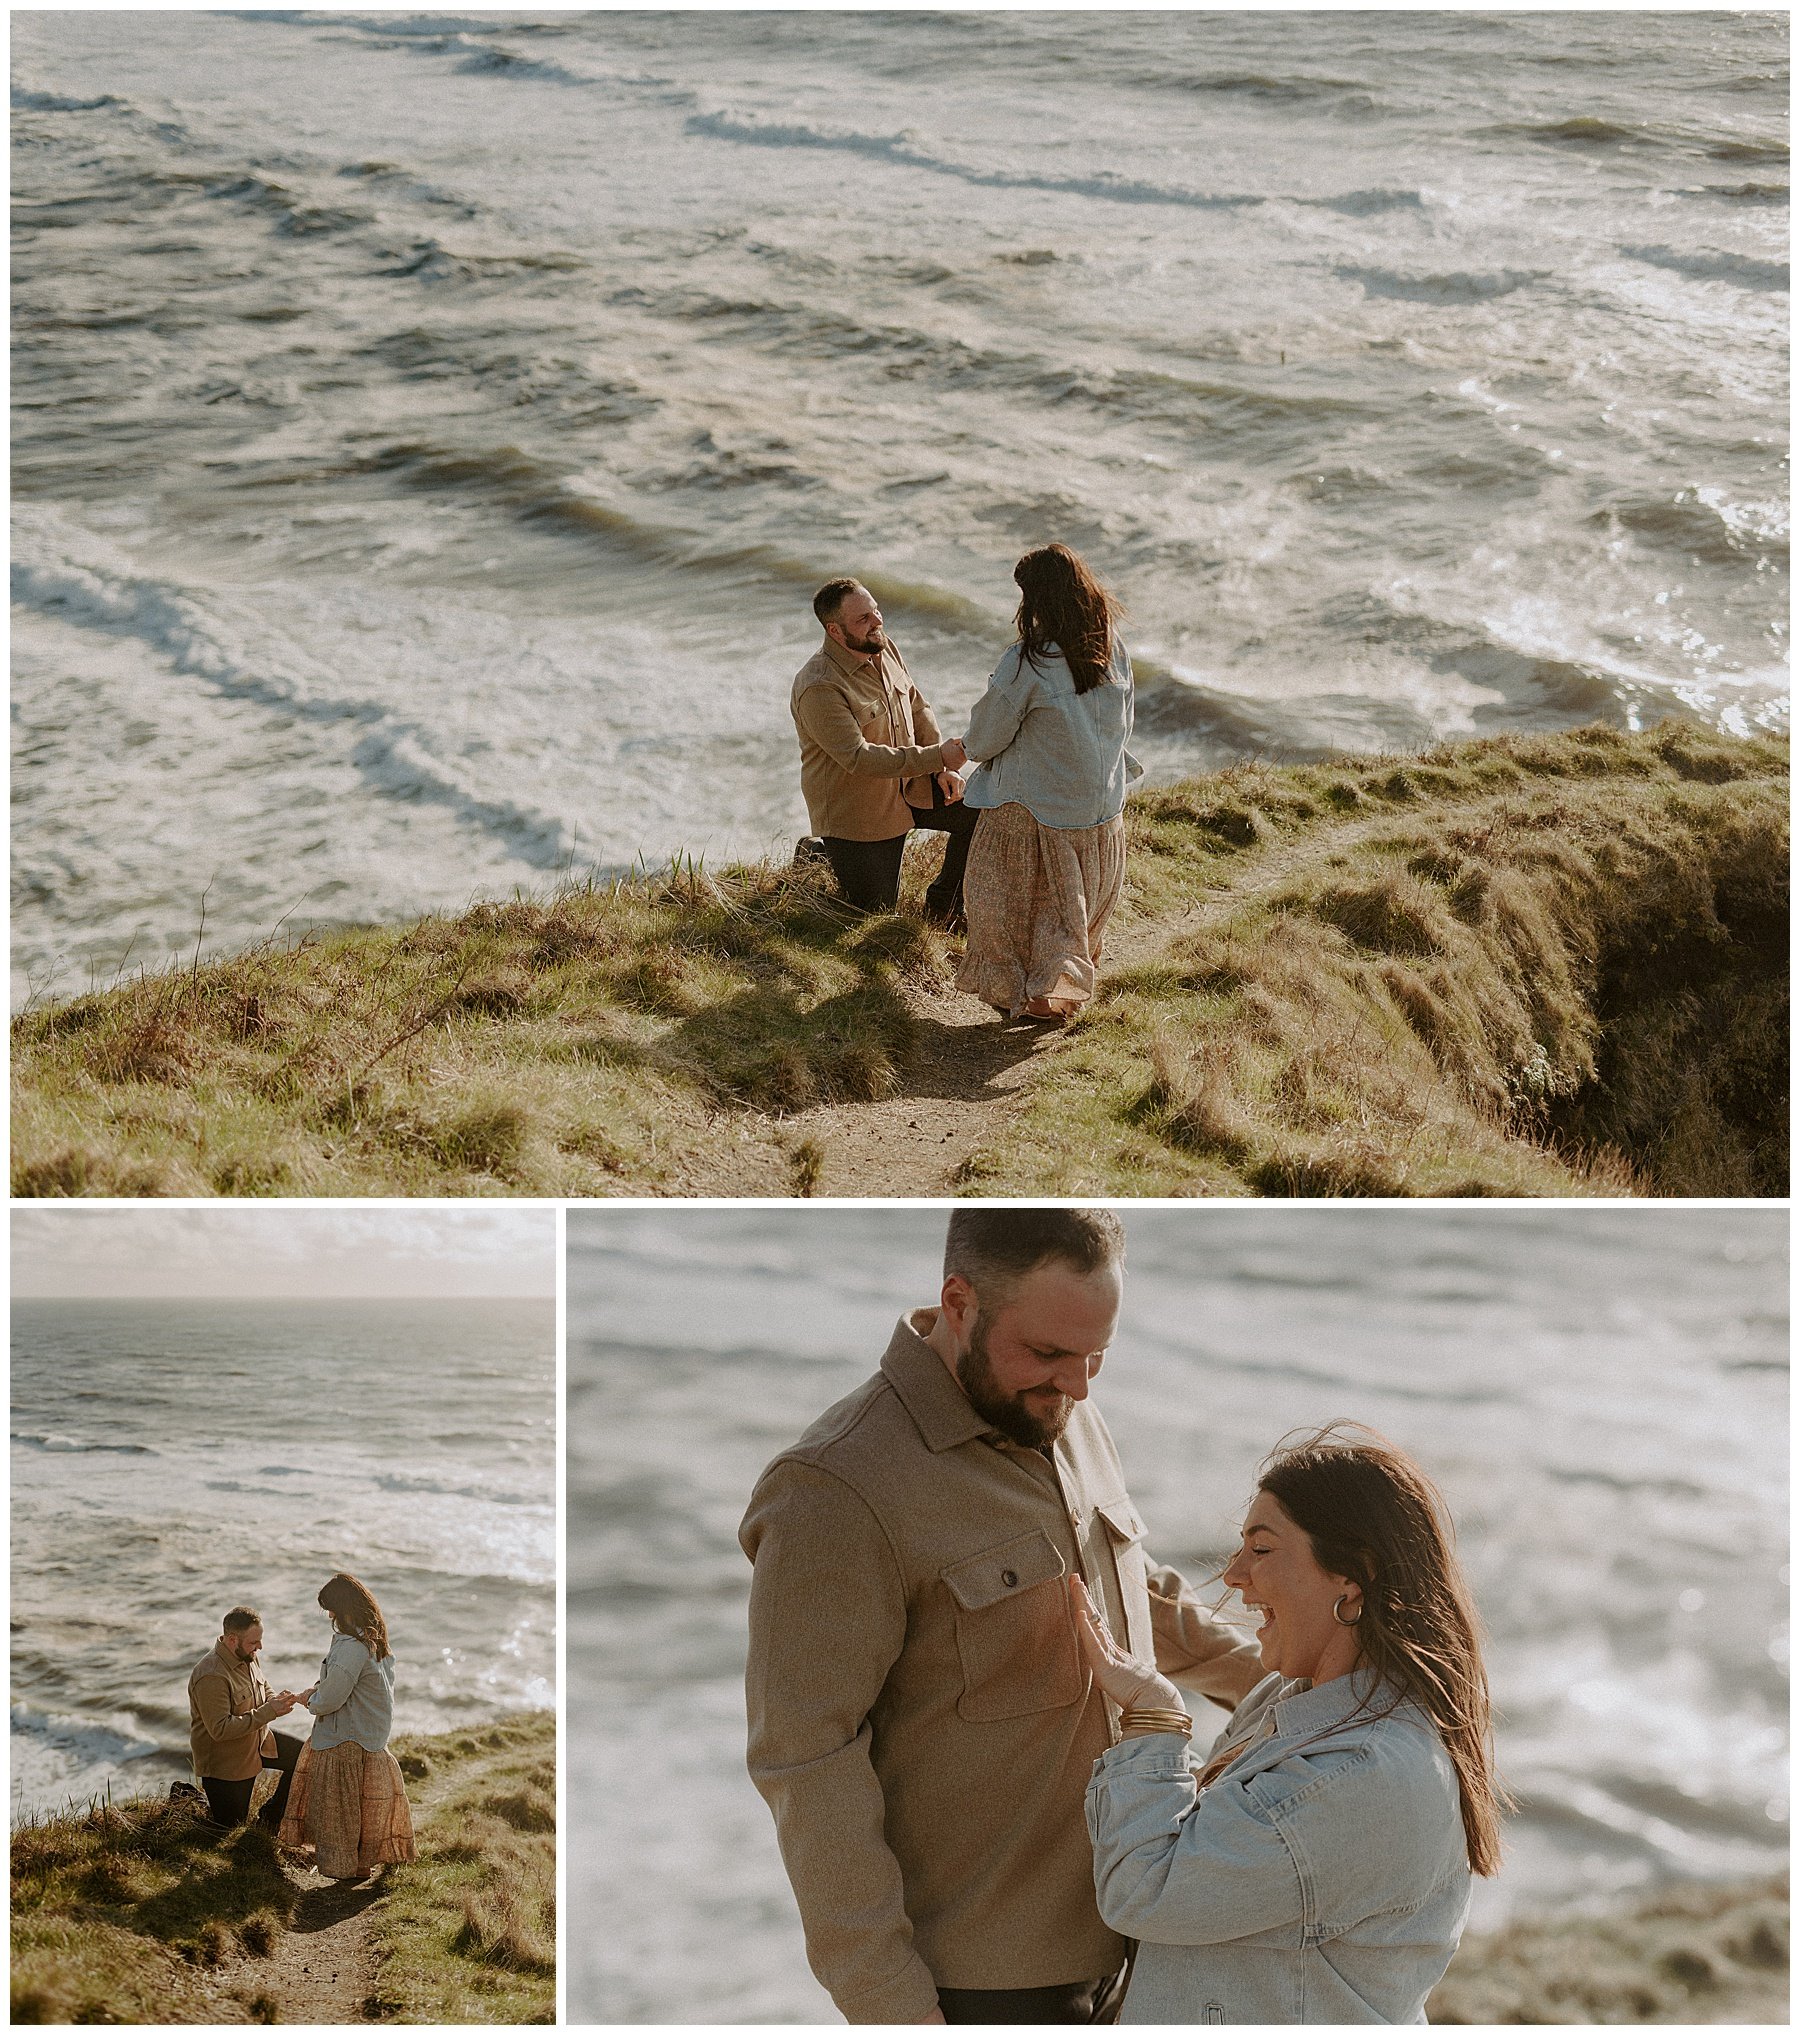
1119 1708 1191 1734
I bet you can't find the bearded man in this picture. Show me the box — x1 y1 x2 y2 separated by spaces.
739 1208 1262 2026
790 578 974 924
187 1605 302 1830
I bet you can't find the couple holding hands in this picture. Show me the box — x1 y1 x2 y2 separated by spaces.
792 543 1140 1022
184 1572 415 1882
740 1208 1503 2025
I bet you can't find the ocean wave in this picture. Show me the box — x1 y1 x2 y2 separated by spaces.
603 282 1374 452
1307 188 1426 217
195 170 372 241
10 1703 164 1763
451 43 593 88
351 438 1003 639
1620 242 1789 293
1677 181 1789 207
1336 264 1544 305
1599 486 1789 567
1707 137 1789 164
10 527 576 869
685 111 1264 211
373 1471 542 1506
375 236 589 286
14 1431 157 1456
1492 115 1664 150
11 85 125 113
1131 66 1377 110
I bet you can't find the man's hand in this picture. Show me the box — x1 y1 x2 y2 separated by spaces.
920 2010 947 2024
936 770 965 803
1071 1578 1188 1716
939 736 967 771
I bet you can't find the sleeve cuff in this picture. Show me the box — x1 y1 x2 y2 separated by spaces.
1095 1732 1194 1779
837 1956 941 2024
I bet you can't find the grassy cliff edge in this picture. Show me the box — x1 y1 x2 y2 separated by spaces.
13 722 1787 1197
9 1712 553 2025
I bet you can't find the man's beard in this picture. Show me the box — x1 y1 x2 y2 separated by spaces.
843 625 886 656
956 1311 1072 1450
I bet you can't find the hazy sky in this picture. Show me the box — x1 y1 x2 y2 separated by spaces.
11 1207 556 1299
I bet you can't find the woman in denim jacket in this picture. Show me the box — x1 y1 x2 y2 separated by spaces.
955 543 1143 1023
1077 1425 1507 2024
278 1572 416 1881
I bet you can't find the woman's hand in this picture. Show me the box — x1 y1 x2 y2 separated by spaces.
1070 1578 1187 1715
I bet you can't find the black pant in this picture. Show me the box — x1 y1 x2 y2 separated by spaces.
937 1967 1129 2024
820 798 979 920
201 1729 301 1830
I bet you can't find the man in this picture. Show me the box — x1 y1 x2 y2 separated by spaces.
740 1209 1264 2025
187 1606 303 1831
791 579 979 925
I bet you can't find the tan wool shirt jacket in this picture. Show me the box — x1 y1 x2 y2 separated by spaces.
187 1640 284 1782
739 1313 1265 2025
791 635 949 841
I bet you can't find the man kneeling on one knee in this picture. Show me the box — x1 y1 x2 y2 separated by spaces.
792 579 976 926
187 1605 303 1831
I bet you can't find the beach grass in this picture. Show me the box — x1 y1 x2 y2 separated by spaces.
968 719 1787 1197
372 1713 555 2025
10 1789 297 2023
8 1713 555 2025
1429 1873 1789 2024
12 721 1786 1197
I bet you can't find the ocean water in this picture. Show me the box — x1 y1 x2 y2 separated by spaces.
565 1205 1788 2022
11 10 1788 1002
10 1296 556 1819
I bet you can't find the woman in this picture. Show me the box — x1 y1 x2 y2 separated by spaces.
1075 1425 1507 2024
278 1572 416 1882
956 543 1142 1021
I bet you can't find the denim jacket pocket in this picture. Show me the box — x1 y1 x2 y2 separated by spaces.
942 1529 1080 1722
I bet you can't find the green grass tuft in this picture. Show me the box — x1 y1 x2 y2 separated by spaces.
370 1713 555 2023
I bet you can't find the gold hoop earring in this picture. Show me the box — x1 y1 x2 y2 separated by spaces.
1332 1593 1362 1627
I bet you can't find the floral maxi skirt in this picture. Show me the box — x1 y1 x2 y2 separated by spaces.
278 1739 416 1881
956 802 1126 1018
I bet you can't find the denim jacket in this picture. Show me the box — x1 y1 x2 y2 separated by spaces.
961 638 1143 830
305 1633 397 1755
1085 1669 1471 2024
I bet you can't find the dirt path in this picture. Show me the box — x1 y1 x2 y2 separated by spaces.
679 799 1475 1196
208 1857 384 2024
735 902 1205 1197
265 1864 384 2020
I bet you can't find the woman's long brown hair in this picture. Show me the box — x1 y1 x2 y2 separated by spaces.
318 1571 391 1661
1257 1423 1511 1876
1013 543 1122 695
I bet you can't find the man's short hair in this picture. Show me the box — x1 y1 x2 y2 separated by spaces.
813 577 862 627
943 1208 1126 1307
221 1606 261 1635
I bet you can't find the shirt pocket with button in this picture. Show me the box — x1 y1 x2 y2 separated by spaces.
940 1528 1082 1723
1095 1498 1153 1659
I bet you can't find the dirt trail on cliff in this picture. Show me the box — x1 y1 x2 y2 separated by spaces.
692 904 1193 1197
681 810 1386 1197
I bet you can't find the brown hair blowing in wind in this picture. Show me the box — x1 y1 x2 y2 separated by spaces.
1013 543 1123 695
1256 1422 1513 1877
318 1571 392 1661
